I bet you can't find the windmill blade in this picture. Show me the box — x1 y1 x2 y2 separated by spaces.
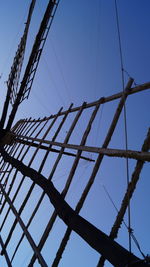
0 82 149 266
0 0 36 130
6 0 59 131
8 0 36 106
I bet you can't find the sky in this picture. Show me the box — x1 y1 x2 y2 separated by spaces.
0 1 149 266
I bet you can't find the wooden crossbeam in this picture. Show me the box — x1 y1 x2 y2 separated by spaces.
23 101 101 265
97 128 150 266
0 118 46 226
18 81 150 123
50 79 134 266
28 79 134 266
15 139 95 162
10 102 82 262
0 235 12 267
0 108 62 250
0 78 149 266
0 146 148 267
0 0 36 130
16 136 150 162
6 0 59 131
0 182 48 267
0 120 31 208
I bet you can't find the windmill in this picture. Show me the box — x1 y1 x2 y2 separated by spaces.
0 1 149 267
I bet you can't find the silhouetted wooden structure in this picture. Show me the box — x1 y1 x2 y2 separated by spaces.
0 1 149 266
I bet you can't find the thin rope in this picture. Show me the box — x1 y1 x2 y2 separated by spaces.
101 183 146 259
122 68 137 86
114 0 132 253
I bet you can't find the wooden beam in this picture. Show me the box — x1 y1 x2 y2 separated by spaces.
6 0 58 130
28 79 134 266
97 128 150 267
0 180 48 267
16 137 150 162
15 139 95 162
0 0 36 130
0 118 43 216
10 103 79 262
18 81 150 123
50 79 134 266
29 101 101 265
0 235 12 267
0 108 62 249
0 147 149 267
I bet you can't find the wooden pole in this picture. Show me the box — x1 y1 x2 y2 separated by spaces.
0 235 12 267
23 81 150 122
0 181 48 267
29 101 101 265
10 103 78 262
51 79 134 266
0 108 62 250
97 128 150 266
0 146 148 267
0 0 36 130
6 0 58 131
16 136 150 162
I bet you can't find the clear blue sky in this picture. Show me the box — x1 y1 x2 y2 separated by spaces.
0 1 149 266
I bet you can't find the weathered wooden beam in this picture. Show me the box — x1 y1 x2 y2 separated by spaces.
0 117 37 215
6 0 58 131
15 139 95 162
0 108 62 249
10 103 76 262
0 179 48 267
0 0 36 130
51 79 134 266
0 235 12 267
48 102 87 182
111 131 150 238
0 147 148 267
29 101 101 265
29 79 134 266
0 119 31 210
0 119 27 171
97 128 150 267
0 118 47 233
16 136 150 162
19 81 150 123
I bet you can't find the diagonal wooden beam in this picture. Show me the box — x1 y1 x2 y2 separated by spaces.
24 81 150 122
10 102 86 262
16 136 150 162
29 100 102 265
13 81 150 124
0 0 36 130
0 179 48 267
0 146 148 267
6 0 59 131
0 235 12 267
15 139 95 162
0 108 62 249
50 79 134 266
97 128 150 267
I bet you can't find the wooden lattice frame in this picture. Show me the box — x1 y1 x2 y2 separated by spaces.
0 79 149 267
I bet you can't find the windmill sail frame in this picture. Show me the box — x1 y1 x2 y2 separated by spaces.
0 1 149 267
0 79 149 266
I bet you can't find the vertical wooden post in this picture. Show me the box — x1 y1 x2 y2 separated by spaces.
29 101 101 265
97 128 150 267
0 182 48 267
0 108 63 251
52 79 134 266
